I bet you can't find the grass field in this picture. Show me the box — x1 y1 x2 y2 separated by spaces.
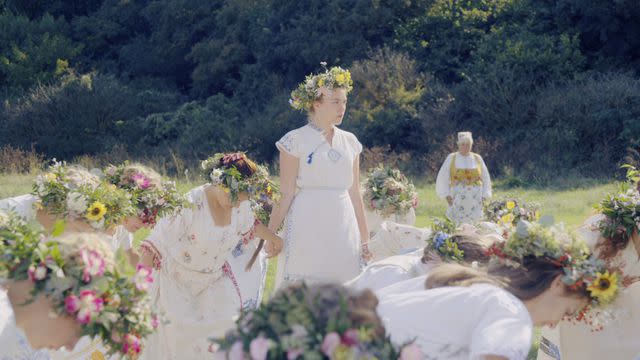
0 173 620 359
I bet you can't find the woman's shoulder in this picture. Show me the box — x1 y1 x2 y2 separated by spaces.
336 127 359 140
471 284 530 320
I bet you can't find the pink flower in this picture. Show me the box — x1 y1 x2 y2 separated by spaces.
27 263 47 281
412 196 419 208
111 332 122 343
122 334 141 354
399 343 423 360
151 314 159 329
321 332 341 356
64 294 80 314
76 290 104 324
341 329 359 347
228 341 245 360
80 248 105 283
287 348 304 359
133 264 154 291
132 173 151 190
249 336 271 360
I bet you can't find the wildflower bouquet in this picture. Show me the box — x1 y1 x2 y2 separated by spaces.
483 198 540 227
289 63 353 111
363 165 418 217
211 283 419 360
103 162 187 226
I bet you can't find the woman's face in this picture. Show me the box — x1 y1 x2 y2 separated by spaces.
458 141 472 154
530 276 589 328
312 87 348 126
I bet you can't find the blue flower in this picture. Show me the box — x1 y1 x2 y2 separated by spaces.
433 231 449 249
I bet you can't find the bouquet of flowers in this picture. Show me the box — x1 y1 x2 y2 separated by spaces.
0 213 158 359
424 217 463 262
33 160 135 230
103 162 188 225
363 165 418 217
594 165 640 257
211 283 420 360
483 198 540 227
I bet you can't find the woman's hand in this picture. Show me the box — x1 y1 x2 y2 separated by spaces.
264 236 283 258
361 243 373 262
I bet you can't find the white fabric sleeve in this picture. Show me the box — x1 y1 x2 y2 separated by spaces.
469 297 533 359
435 154 454 199
479 156 492 199
345 265 409 293
349 133 363 155
112 226 133 250
276 130 300 158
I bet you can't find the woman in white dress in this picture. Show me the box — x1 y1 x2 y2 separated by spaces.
138 153 282 359
436 132 492 225
270 65 370 287
378 221 618 359
1 215 157 359
540 187 640 360
347 227 495 293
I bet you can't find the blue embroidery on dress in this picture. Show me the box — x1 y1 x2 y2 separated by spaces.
231 241 243 257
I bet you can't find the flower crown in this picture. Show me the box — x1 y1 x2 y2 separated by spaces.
210 283 415 359
484 197 540 227
103 162 188 226
486 220 620 307
594 164 640 256
289 63 353 111
363 165 418 217
0 212 157 358
32 160 135 230
201 152 275 204
425 217 465 262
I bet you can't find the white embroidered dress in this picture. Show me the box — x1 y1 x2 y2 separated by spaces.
436 153 491 225
224 229 267 311
345 248 430 293
378 283 533 360
365 221 432 262
274 124 363 286
539 214 640 360
139 186 256 360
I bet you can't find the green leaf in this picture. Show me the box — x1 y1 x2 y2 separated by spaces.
51 219 66 237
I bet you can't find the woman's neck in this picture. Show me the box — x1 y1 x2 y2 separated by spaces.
308 117 334 132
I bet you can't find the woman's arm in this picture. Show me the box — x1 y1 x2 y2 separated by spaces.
348 156 371 260
436 154 453 203
480 156 492 199
255 223 283 257
267 151 299 232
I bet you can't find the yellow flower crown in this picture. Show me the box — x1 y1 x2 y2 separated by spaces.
289 63 353 111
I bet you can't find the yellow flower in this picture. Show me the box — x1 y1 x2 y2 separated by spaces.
333 344 354 360
86 201 107 221
335 73 346 85
90 350 106 360
535 210 540 220
500 213 515 224
223 188 230 193
587 271 619 304
506 201 516 210
318 78 325 87
45 173 57 182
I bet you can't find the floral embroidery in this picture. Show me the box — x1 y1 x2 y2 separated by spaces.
140 241 162 270
277 132 297 155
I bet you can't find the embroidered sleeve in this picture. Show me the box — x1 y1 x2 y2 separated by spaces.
276 130 300 158
140 240 163 270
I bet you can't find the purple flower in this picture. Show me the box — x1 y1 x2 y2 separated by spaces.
80 248 105 283
228 341 245 360
287 348 304 360
249 335 271 360
122 334 141 355
433 231 449 249
64 294 80 314
341 329 359 347
132 173 151 190
321 332 340 356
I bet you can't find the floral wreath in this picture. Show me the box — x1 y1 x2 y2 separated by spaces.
289 62 353 111
484 197 540 227
201 152 275 204
594 164 640 258
0 211 157 358
32 160 135 230
363 165 418 217
103 162 188 226
210 282 419 359
425 217 465 262
485 220 621 325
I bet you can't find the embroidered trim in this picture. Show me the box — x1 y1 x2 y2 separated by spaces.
140 240 163 270
240 218 259 245
222 261 243 311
